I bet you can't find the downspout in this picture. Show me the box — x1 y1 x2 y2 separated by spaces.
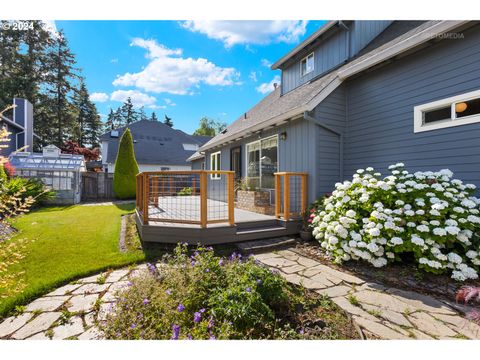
303 111 344 181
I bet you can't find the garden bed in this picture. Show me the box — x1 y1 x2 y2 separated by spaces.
100 245 359 340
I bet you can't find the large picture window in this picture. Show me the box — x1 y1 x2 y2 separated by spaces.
246 135 278 189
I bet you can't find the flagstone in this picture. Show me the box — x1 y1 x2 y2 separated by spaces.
51 316 84 339
11 312 61 339
408 312 457 338
25 296 70 312
0 313 33 338
67 294 99 313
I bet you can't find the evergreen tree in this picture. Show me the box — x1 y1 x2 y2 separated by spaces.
0 21 23 109
72 79 101 147
139 106 148 121
150 112 158 121
43 30 79 146
114 107 124 127
113 129 139 199
105 109 116 131
164 114 173 127
120 97 138 125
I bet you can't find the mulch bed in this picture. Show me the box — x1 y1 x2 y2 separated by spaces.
295 239 480 302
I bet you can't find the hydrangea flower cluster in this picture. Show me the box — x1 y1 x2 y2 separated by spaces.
311 163 480 281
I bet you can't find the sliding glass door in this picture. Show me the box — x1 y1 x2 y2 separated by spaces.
246 135 278 189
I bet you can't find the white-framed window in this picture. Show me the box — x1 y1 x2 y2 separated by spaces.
414 89 480 133
301 52 314 76
210 151 221 179
246 135 278 189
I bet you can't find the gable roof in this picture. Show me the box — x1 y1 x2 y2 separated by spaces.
200 20 469 152
271 21 340 70
100 120 211 165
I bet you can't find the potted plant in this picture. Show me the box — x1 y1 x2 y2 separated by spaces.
299 208 314 241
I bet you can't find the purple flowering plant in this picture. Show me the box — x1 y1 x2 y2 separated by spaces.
100 244 298 340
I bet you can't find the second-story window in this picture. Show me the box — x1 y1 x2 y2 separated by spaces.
301 52 314 76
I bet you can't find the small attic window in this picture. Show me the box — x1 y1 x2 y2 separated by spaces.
110 130 119 138
183 143 199 151
301 52 314 76
221 129 227 134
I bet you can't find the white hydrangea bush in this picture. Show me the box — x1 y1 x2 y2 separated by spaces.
311 163 480 281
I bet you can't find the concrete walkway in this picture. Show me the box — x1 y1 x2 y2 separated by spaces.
253 248 480 340
1 248 479 340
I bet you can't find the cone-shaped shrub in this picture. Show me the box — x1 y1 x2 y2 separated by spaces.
113 128 139 199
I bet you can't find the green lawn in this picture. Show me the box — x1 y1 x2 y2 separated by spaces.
0 203 145 318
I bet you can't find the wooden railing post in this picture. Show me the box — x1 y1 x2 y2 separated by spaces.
301 174 308 214
275 174 281 218
200 171 207 228
143 173 149 225
228 172 235 226
283 174 290 221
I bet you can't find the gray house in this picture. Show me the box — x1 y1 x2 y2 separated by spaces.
193 20 480 203
0 98 34 156
100 120 211 173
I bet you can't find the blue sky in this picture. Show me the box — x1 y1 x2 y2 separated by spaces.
56 20 327 134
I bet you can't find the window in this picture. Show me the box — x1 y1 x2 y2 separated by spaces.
414 89 480 132
301 52 314 76
246 135 278 189
210 151 221 179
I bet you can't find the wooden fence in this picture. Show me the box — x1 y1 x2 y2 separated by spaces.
81 172 115 201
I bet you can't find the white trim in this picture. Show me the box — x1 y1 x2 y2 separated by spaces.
210 151 221 179
245 134 279 189
414 89 480 133
300 52 314 77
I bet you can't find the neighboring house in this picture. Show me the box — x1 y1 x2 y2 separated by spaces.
100 120 211 173
0 98 34 156
194 20 480 202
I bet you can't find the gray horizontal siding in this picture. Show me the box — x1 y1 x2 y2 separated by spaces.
282 21 392 94
191 158 204 170
313 86 346 195
344 24 480 187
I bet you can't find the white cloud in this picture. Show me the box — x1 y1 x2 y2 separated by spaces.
113 38 239 95
110 90 157 108
256 75 281 94
261 58 272 68
249 71 258 82
89 92 109 102
181 21 308 48
164 98 176 106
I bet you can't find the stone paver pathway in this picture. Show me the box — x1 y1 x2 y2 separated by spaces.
2 247 479 340
0 265 147 340
253 248 480 340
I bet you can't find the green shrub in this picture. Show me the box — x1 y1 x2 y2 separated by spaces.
101 244 300 339
113 129 139 199
177 187 192 196
4 177 55 205
311 164 480 281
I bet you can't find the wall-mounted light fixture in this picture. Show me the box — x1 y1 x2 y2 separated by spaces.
280 131 287 141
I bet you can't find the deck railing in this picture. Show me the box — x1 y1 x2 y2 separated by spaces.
136 170 235 228
274 172 308 221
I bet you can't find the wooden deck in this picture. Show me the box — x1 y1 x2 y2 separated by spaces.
135 197 301 245
135 170 307 245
